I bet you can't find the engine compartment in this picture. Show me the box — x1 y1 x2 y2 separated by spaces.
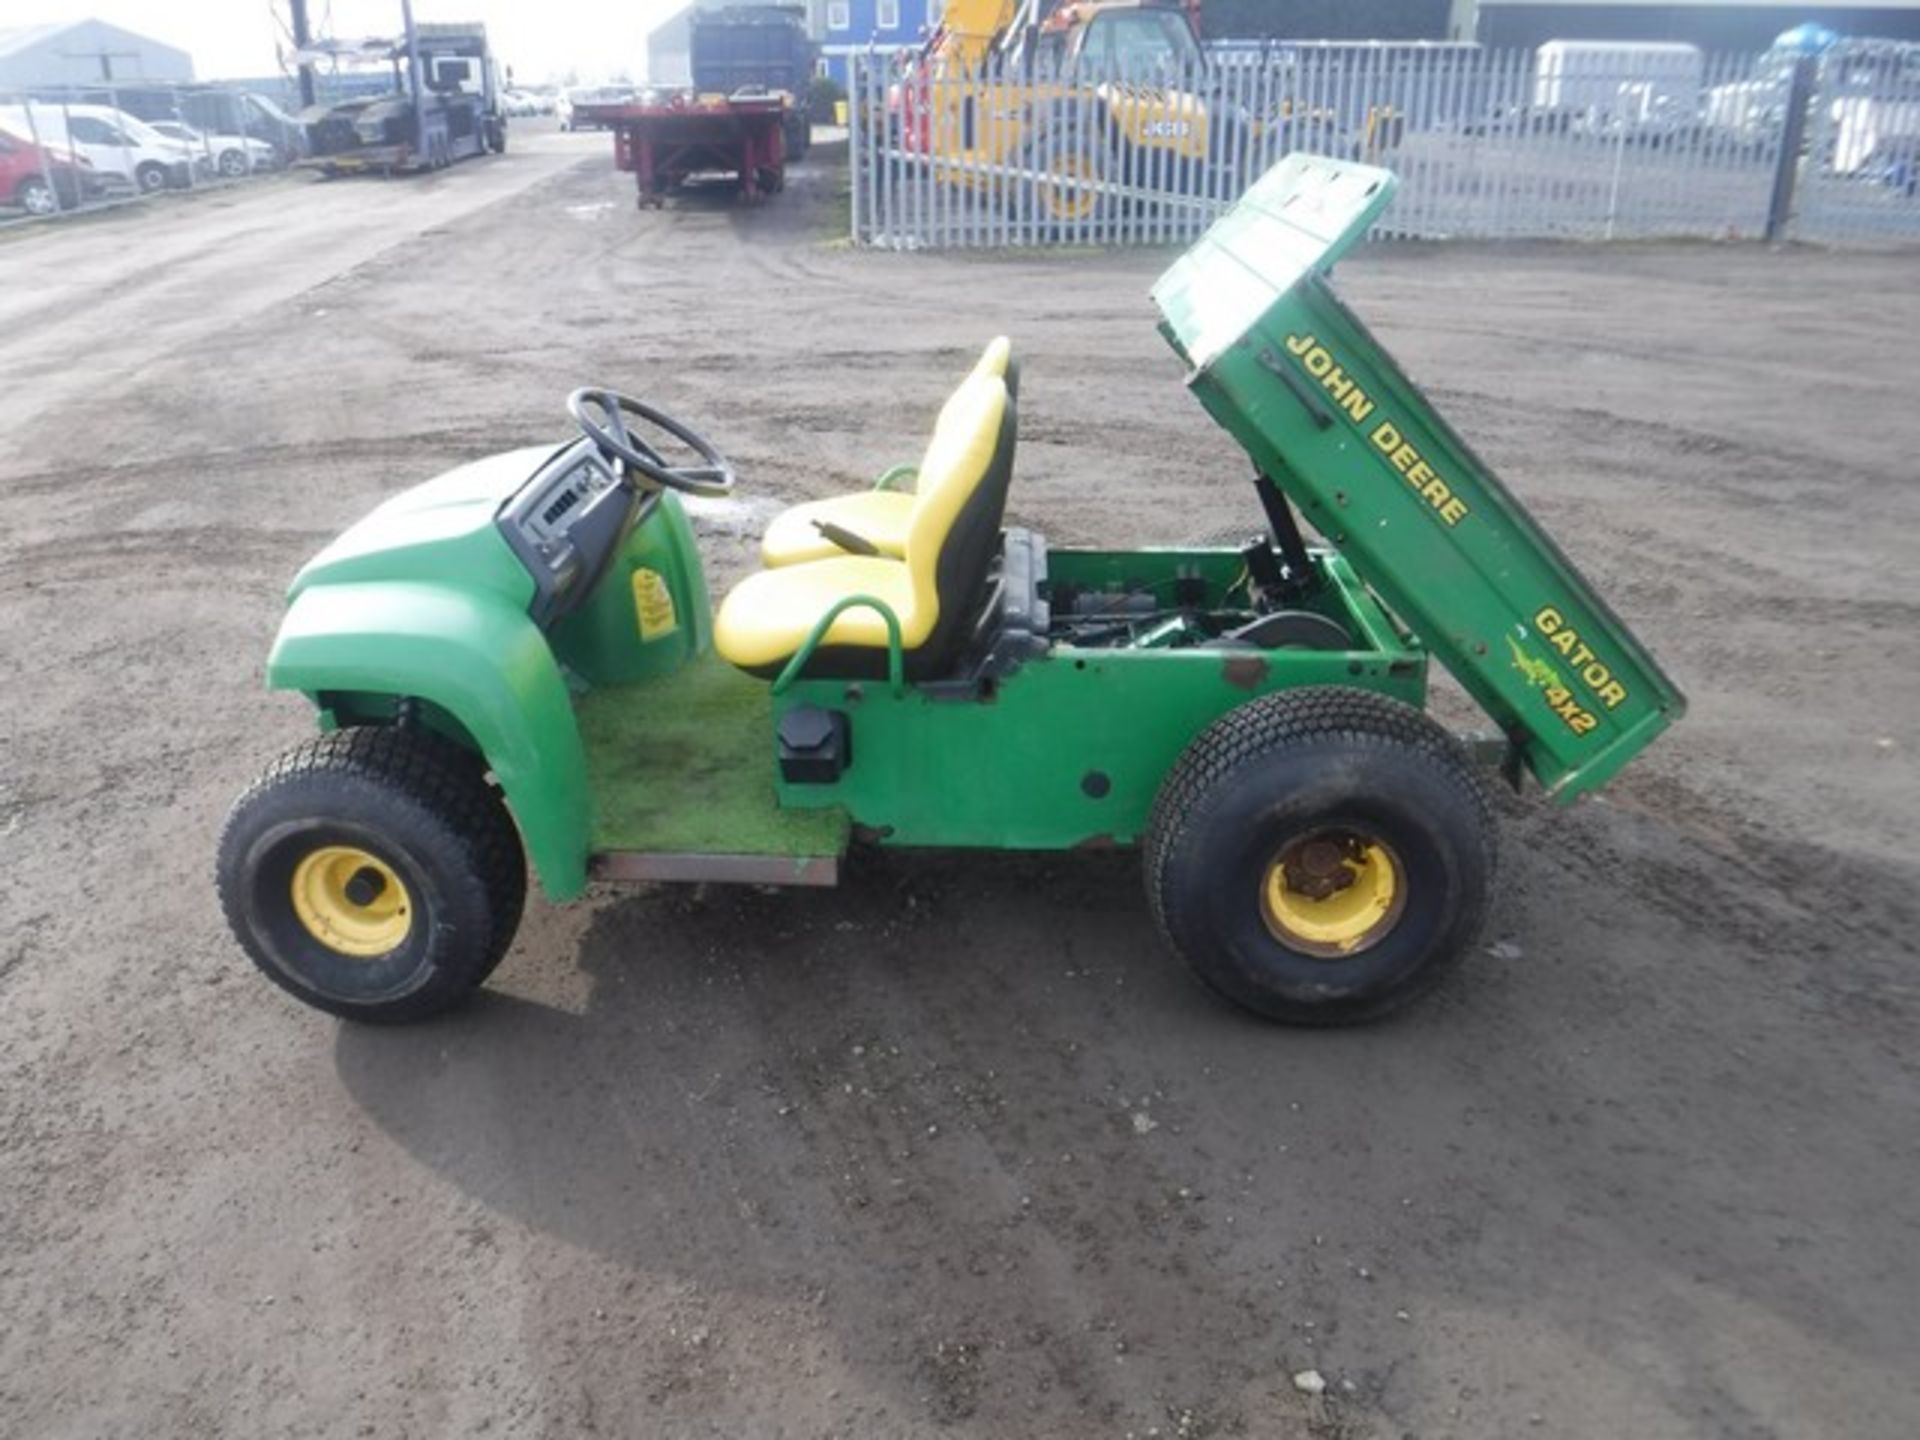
1043 537 1376 654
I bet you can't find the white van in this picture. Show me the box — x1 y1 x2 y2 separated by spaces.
0 102 197 192
1534 41 1704 139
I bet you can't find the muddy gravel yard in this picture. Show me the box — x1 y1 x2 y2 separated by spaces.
2 128 1917 1438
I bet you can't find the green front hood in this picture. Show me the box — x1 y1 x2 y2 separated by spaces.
289 444 563 605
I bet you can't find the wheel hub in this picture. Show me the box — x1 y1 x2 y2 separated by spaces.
1043 154 1096 220
1261 831 1406 958
289 846 412 958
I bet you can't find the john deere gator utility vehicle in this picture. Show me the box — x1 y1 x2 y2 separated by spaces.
217 154 1683 1026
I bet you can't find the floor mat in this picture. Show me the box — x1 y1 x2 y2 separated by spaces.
577 652 849 858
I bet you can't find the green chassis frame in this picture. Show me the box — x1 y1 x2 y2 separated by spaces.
583 538 1429 890
768 547 1421 852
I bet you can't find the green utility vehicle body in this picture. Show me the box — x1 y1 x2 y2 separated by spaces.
263 154 1680 907
275 488 1430 900
1152 155 1685 799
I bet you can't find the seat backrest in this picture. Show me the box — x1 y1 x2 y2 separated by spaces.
934 336 1017 433
901 374 1016 665
974 335 1016 399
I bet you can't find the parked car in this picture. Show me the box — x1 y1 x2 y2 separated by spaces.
148 120 278 176
501 89 542 117
0 126 95 214
557 85 632 130
95 86 309 167
0 102 196 192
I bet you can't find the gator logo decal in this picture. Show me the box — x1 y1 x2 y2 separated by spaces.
1508 636 1597 736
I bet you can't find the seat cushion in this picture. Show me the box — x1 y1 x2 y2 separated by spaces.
713 556 923 674
758 489 915 568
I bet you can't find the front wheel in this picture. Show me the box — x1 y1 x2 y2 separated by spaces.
1145 688 1496 1025
1016 115 1119 239
217 726 527 1023
135 162 168 193
218 148 248 177
17 177 57 216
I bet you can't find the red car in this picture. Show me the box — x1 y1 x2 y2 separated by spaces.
0 127 93 216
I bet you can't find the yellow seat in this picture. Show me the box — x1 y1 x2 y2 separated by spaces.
715 371 1014 681
758 337 1016 568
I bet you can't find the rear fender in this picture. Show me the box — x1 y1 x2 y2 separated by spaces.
267 581 592 900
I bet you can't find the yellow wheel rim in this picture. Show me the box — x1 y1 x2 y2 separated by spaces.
289 846 413 958
1042 153 1097 220
1260 832 1406 958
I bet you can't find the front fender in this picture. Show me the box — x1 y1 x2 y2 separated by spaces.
268 581 592 900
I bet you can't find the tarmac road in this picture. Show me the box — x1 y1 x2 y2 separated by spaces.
1 134 1916 1439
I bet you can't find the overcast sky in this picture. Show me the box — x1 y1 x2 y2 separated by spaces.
14 0 685 83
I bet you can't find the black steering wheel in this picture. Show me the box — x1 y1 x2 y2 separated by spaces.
566 388 737 498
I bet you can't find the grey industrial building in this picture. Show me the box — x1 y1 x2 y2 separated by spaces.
0 18 193 88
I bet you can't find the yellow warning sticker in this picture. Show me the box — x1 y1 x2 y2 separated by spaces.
633 568 678 641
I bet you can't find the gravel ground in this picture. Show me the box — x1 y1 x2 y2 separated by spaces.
1 125 1916 1439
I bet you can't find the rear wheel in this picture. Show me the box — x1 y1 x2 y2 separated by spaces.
1145 687 1495 1025
217 726 526 1023
783 114 810 161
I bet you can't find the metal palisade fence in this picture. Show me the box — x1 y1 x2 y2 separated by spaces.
848 40 1920 250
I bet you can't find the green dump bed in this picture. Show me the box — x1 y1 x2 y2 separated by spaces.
1153 154 1683 801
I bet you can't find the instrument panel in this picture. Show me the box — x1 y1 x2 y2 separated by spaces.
496 442 638 626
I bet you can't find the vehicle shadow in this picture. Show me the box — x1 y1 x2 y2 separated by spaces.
332 848 1382 1427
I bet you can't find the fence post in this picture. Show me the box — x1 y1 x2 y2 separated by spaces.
1764 54 1818 242
847 55 862 245
21 99 62 219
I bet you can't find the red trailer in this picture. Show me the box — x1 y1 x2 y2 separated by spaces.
580 92 790 206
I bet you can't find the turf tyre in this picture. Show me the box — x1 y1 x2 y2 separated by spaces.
1145 687 1495 1025
217 726 526 1023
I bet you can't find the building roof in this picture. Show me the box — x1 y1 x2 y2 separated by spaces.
0 16 194 83
0 17 193 60
0 23 72 59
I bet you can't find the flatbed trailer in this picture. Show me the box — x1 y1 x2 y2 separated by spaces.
581 92 790 205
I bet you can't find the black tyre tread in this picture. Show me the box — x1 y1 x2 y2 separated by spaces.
1144 687 1496 1021
218 726 526 998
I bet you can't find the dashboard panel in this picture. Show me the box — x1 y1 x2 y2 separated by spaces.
495 440 642 626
